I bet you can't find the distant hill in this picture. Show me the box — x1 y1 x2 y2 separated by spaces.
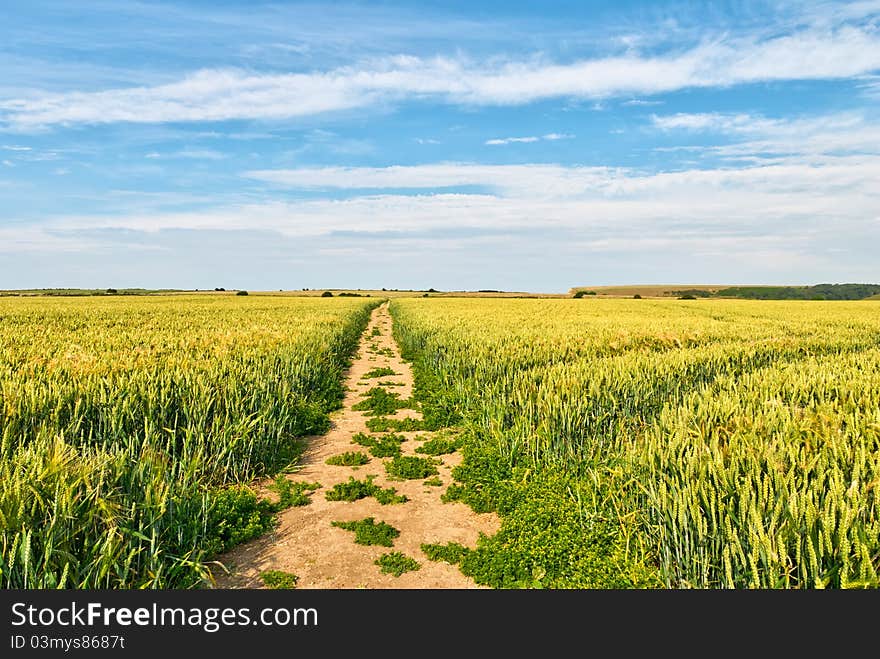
568 284 727 298
0 288 185 297
570 284 880 300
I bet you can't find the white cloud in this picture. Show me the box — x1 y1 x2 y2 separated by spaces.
2 160 13 167
415 138 441 144
2 145 31 151
652 112 755 131
651 111 880 157
0 227 98 253
651 111 864 135
485 136 540 145
3 24 880 128
623 99 663 106
143 149 226 160
243 163 617 197
22 157 879 244
175 149 226 160
485 133 572 145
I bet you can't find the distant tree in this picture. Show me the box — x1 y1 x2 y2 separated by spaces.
573 290 586 298
633 294 642 299
428 288 437 292
321 291 333 297
236 290 249 296
679 294 697 300
106 288 118 294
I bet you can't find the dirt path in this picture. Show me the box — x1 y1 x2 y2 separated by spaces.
211 302 499 588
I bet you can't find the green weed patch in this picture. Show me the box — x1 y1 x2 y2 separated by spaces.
260 570 299 589
375 552 420 577
331 517 400 546
324 476 408 505
385 456 439 480
325 452 370 467
421 542 469 565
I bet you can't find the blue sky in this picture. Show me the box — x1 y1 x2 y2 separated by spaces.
1 0 879 291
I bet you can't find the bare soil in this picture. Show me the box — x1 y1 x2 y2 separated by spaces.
210 302 498 588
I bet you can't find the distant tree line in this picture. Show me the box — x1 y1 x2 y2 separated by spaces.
709 284 880 300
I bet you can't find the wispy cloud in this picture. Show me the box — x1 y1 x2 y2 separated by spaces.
485 136 540 145
11 155 880 291
3 23 880 129
485 133 573 145
651 111 880 157
243 163 615 196
241 158 880 202
2 145 31 151
623 99 663 106
144 149 226 160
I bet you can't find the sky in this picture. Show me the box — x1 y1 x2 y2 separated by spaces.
1 0 879 292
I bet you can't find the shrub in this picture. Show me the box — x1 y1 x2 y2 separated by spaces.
321 291 333 297
236 290 248 296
